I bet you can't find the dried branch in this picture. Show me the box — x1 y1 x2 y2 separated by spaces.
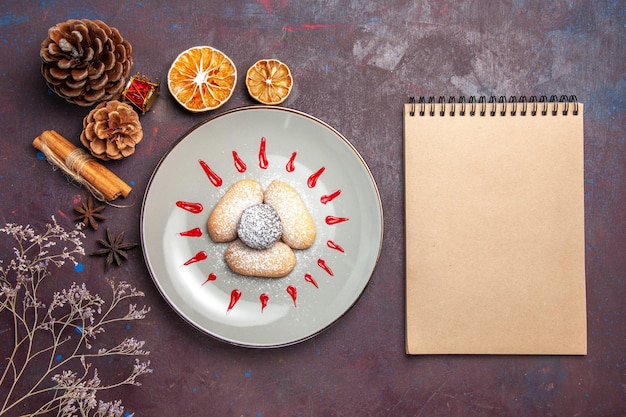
0 217 152 417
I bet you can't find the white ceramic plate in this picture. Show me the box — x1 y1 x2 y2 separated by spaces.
141 106 383 347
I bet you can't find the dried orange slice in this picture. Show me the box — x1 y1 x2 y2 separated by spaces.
167 46 237 112
246 59 293 105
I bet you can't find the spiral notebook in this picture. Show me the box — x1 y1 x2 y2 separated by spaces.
404 95 586 355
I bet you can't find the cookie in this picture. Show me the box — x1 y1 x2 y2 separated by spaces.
264 179 316 249
207 179 263 242
237 204 283 250
224 239 296 278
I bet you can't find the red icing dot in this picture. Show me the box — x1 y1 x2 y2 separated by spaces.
320 189 341 204
232 151 247 173
307 167 325 188
317 258 334 276
227 289 242 313
202 273 217 286
286 152 297 172
183 251 207 266
304 273 319 288
260 293 269 312
327 240 344 253
180 227 203 237
326 216 349 225
286 285 297 307
176 201 203 214
199 159 223 187
258 137 268 169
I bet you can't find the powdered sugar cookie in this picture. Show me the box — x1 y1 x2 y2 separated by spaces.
263 179 316 249
207 179 263 242
225 239 296 278
237 203 283 250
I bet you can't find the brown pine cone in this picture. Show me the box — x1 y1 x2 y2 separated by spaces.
40 19 133 106
80 100 143 161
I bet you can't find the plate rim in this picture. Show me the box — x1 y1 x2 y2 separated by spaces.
140 105 384 348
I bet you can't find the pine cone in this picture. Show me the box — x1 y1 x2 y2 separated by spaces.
40 19 133 106
80 100 143 161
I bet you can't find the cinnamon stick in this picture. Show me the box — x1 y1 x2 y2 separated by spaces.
33 130 132 201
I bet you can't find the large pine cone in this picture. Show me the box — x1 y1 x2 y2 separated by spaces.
80 100 143 161
40 19 133 106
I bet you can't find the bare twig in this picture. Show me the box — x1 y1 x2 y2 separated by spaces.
0 217 152 417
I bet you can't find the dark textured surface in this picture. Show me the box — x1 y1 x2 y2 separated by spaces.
1 1 624 416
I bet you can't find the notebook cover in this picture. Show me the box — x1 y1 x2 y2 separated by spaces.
404 101 587 355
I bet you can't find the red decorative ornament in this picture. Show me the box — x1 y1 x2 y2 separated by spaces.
122 73 160 114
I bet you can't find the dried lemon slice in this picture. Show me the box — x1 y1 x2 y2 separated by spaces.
167 46 237 112
246 59 293 105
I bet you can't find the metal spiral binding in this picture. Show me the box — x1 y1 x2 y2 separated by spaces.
408 95 579 117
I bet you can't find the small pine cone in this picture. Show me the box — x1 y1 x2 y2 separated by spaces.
40 19 133 106
80 100 143 161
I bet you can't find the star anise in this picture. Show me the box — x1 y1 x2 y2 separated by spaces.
91 228 138 270
73 197 107 230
